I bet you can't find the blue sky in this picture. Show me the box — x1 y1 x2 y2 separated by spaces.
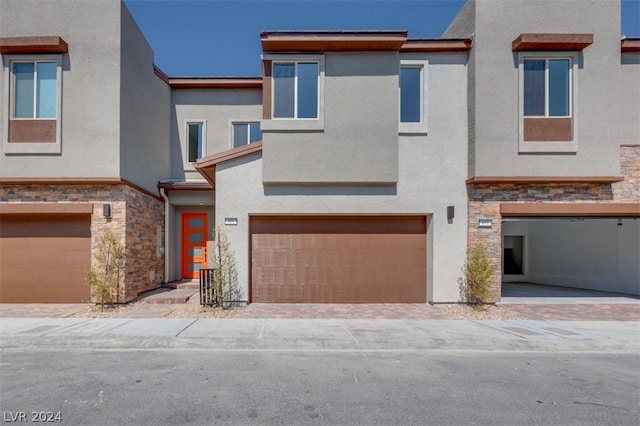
124 0 640 77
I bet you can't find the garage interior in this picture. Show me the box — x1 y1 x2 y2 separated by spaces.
501 217 640 302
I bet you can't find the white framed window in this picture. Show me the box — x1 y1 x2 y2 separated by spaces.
185 121 205 164
262 54 324 132
12 60 57 119
3 54 63 154
273 61 319 119
399 59 428 134
523 58 572 117
518 51 579 153
232 122 261 148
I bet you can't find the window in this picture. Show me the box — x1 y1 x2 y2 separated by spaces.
187 122 204 163
400 66 422 123
399 59 428 134
273 62 319 119
518 52 578 152
12 61 58 119
3 54 63 154
524 58 571 117
233 122 261 148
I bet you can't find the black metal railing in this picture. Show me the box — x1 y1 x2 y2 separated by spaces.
199 268 217 306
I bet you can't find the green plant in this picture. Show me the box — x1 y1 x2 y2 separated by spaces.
460 241 496 305
85 232 125 311
211 226 240 308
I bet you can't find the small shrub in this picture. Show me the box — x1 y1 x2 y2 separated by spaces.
211 227 240 308
460 241 496 305
86 232 125 311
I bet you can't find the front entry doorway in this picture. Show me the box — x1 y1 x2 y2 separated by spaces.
181 212 208 279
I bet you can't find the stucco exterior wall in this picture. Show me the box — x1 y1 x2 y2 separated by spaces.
171 88 262 181
261 52 399 184
119 3 171 194
469 0 629 177
0 0 122 177
214 52 469 303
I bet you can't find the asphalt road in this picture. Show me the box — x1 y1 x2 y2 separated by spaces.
1 349 638 425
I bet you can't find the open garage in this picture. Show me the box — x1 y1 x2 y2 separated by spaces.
250 215 427 303
501 204 640 297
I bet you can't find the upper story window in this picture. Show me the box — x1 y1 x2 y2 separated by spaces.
3 54 63 154
187 122 204 163
399 59 428 134
273 62 319 119
233 122 261 148
523 58 571 117
13 61 57 119
517 51 578 152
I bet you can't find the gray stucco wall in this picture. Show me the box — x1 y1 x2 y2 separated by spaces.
261 52 399 184
119 2 171 194
467 0 632 177
170 88 262 181
214 52 469 303
0 0 122 177
619 52 640 145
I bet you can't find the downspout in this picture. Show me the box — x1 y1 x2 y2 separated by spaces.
160 187 170 284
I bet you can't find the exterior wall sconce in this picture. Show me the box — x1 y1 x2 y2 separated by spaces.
477 218 493 228
103 203 112 219
224 217 238 226
447 206 455 223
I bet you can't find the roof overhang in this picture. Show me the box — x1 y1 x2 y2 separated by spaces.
0 36 69 54
621 37 640 52
400 38 472 52
261 31 408 52
195 142 263 187
501 203 640 217
466 176 624 184
168 77 263 89
157 181 213 191
512 33 594 51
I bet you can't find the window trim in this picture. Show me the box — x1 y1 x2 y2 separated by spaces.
517 51 579 153
230 121 262 149
261 54 325 132
184 119 206 167
399 59 428 134
3 54 63 154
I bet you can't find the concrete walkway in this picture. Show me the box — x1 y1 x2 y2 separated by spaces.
1 317 638 353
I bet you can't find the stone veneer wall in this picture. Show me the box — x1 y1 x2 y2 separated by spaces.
0 183 164 302
467 145 639 301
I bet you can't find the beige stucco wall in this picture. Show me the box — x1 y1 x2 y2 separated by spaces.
0 0 122 177
214 52 469 303
456 0 635 177
119 3 171 194
170 88 263 181
261 52 400 184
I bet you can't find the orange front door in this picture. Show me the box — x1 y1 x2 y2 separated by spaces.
181 212 208 279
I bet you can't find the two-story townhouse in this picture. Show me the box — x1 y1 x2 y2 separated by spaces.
195 31 472 303
445 0 640 299
1 0 638 305
0 0 170 302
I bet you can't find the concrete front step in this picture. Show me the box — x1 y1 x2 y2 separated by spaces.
163 280 199 290
143 289 198 304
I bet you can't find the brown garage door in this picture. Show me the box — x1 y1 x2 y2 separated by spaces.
250 216 427 303
0 214 91 303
